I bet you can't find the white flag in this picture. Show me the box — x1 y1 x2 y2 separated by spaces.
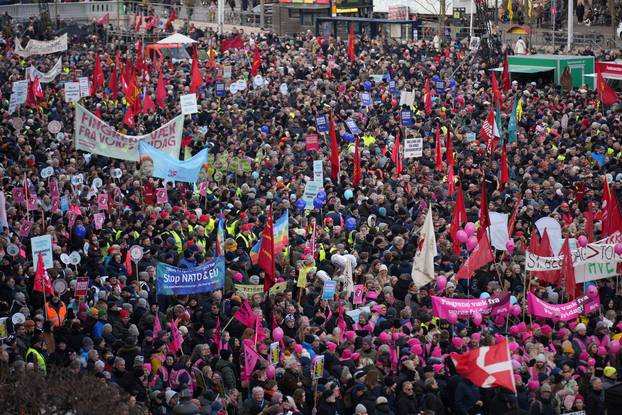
412 205 438 288
488 212 509 251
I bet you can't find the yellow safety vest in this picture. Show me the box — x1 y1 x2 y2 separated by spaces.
170 230 183 253
236 233 251 249
205 217 215 234
25 347 46 374
226 220 238 237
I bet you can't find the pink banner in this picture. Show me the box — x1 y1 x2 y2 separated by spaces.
431 292 511 319
527 292 600 321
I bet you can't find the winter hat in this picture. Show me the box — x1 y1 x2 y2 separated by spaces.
376 396 388 405
354 404 367 414
604 366 617 379
165 389 178 405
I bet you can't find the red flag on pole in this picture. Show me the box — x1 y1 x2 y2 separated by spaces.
478 177 490 239
602 176 622 236
92 54 105 92
455 232 494 280
221 35 244 52
502 50 511 92
352 136 362 187
450 339 516 392
535 229 561 285
251 44 262 77
329 114 340 183
597 71 618 106
435 127 443 172
424 79 433 115
143 92 156 114
480 109 495 153
124 250 133 277
156 70 166 107
348 23 355 63
136 14 143 32
561 237 576 299
446 129 454 167
393 129 403 176
491 71 501 105
451 183 467 255
499 142 509 189
34 252 54 296
258 206 276 292
123 106 135 127
190 46 203 93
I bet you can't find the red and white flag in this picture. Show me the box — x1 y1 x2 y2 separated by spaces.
33 252 54 296
451 339 516 392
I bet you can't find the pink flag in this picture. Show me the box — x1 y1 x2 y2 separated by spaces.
153 311 163 336
338 302 346 343
255 315 265 343
243 339 260 377
169 319 184 354
234 300 256 328
13 187 25 204
214 317 221 353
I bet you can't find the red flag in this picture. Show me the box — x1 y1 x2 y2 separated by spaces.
169 319 184 354
243 339 261 377
584 202 594 242
26 75 43 107
92 54 105 92
254 313 266 343
108 63 118 100
455 232 494 280
135 40 144 75
478 177 490 239
258 206 276 292
499 142 509 189
329 114 340 182
560 237 576 299
156 70 166 107
221 35 244 52
451 183 468 255
33 252 54 296
348 23 355 63
502 51 511 92
392 129 402 176
123 106 135 127
234 300 256 328
153 310 162 335
602 177 622 236
480 109 495 153
435 127 443 172
491 71 501 105
190 46 203 93
424 79 433 115
450 339 516 392
165 8 177 30
447 164 456 195
96 13 110 26
136 14 143 32
507 195 522 236
446 129 454 166
143 92 156 114
214 317 221 353
251 44 262 77
124 250 133 277
597 71 618 106
536 229 561 285
352 136 362 187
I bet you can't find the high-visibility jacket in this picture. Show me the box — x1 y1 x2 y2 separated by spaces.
25 347 46 374
168 230 183 253
45 301 67 328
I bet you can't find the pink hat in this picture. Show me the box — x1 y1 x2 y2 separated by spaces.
597 346 607 357
432 364 444 374
494 334 504 344
345 331 356 341
541 325 553 335
341 349 353 360
494 315 505 325
579 352 590 361
378 332 390 343
532 323 541 331
514 374 522 382
509 342 519 352
408 338 420 346
509 325 520 336
587 358 596 367
471 333 481 342
276 277 285 283
233 272 243 282
294 344 303 354
371 305 383 313
412 344 423 355
366 291 379 300
452 337 463 349
258 344 268 353
528 380 540 391
568 321 578 331
326 341 337 352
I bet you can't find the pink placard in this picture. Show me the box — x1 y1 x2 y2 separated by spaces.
527 292 599 321
305 134 319 151
18 220 33 237
49 179 59 199
27 195 39 211
51 197 60 212
97 193 108 211
431 292 511 319
13 187 25 204
353 284 366 305
93 212 105 230
156 188 168 204
199 181 209 197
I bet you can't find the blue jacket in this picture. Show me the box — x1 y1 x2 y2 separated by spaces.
454 380 481 415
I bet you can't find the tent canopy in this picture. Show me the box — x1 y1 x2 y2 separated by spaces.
492 65 554 74
157 33 198 45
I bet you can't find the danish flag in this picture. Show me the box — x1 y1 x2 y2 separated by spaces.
450 339 516 392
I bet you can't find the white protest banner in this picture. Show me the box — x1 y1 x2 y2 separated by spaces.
12 80 28 105
399 90 415 107
74 104 184 162
78 77 91 98
15 33 68 58
64 82 81 103
180 93 198 114
488 212 509 251
31 234 53 269
403 137 422 158
25 57 62 83
526 244 622 272
302 181 321 209
313 160 323 184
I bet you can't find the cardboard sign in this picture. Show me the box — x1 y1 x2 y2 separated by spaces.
75 277 89 297
302 181 321 209
404 137 423 158
12 80 28 105
311 355 324 380
313 160 323 184
31 234 53 269
64 82 81 103
401 109 414 127
389 80 397 94
49 179 60 198
305 134 319 151
26 195 39 211
353 284 366 304
315 114 329 133
180 93 198 115
360 92 373 107
345 118 360 135
215 82 225 97
269 342 280 365
156 188 168 204
12 187 25 204
223 65 232 79
399 90 415 107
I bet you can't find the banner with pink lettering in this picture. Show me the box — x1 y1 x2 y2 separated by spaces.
73 104 183 162
431 292 511 319
527 292 600 321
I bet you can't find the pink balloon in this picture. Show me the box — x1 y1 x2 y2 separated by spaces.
578 235 588 248
272 327 284 342
610 340 621 355
472 312 483 326
457 230 468 243
465 222 476 237
466 236 478 252
437 275 447 291
586 285 598 299
447 312 458 324
511 304 522 317
615 243 622 256
505 239 515 254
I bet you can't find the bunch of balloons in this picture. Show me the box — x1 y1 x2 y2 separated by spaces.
456 222 478 252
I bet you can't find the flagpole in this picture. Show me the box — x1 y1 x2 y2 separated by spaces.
220 315 236 333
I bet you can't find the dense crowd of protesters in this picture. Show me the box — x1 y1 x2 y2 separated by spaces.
0 12 622 415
